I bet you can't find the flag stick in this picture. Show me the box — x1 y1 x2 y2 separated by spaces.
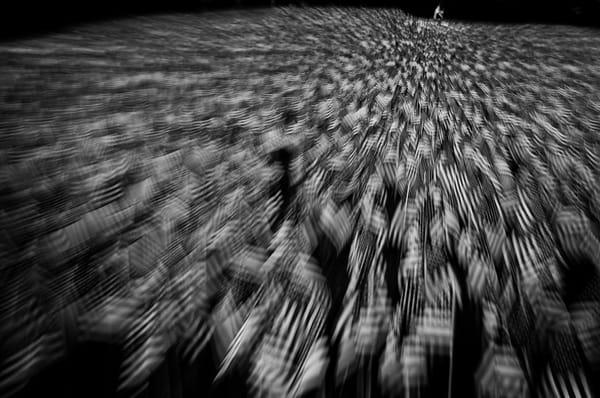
447 294 455 398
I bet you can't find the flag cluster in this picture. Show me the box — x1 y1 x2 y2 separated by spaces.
2 6 600 398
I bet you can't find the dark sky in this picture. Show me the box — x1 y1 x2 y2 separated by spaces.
1 0 599 39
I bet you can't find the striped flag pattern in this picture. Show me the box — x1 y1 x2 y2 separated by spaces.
3 8 600 398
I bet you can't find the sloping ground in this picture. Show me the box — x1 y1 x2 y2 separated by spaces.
1 7 600 397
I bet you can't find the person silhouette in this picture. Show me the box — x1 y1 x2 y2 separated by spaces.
433 4 445 20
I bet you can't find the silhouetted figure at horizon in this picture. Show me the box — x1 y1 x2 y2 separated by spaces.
434 4 445 20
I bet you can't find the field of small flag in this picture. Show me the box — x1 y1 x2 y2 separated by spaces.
1 7 600 398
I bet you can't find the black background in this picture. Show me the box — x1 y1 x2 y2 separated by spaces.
1 0 599 40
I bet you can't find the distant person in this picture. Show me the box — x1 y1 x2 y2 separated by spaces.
433 4 445 21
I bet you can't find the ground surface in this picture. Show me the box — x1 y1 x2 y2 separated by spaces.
1 7 600 398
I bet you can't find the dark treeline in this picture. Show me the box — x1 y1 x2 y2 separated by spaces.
1 0 599 39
